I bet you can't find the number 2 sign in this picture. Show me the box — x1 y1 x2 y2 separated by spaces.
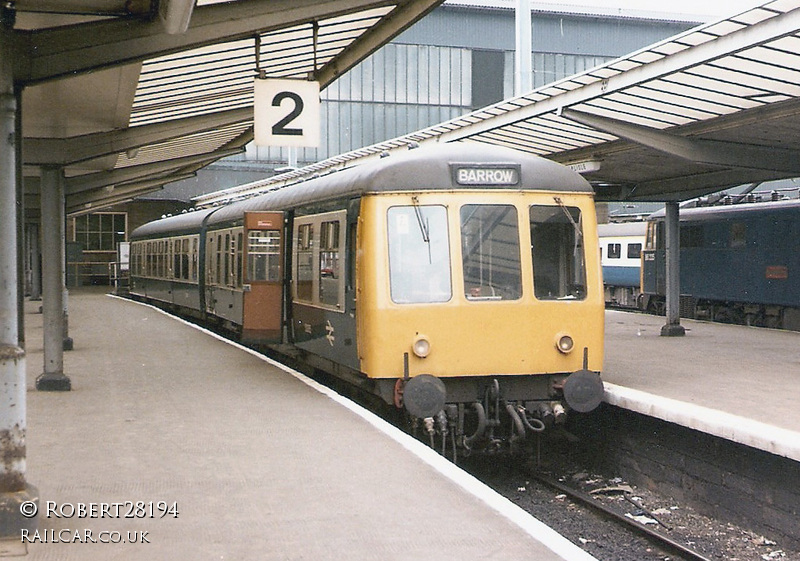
254 78 320 147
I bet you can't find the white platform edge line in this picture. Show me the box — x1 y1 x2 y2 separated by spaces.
110 295 598 561
604 383 800 463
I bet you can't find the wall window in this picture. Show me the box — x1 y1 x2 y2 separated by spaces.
73 212 126 252
248 230 281 282
388 205 451 304
460 204 521 300
530 205 586 300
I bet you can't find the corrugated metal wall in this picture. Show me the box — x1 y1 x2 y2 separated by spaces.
228 6 699 171
244 43 472 164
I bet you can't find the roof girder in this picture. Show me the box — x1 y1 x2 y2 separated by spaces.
561 107 800 175
65 147 243 195
14 0 401 85
24 107 253 166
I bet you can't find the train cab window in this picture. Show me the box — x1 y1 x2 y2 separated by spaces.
248 230 281 282
530 205 586 300
319 221 341 307
295 224 314 302
627 243 642 259
607 243 621 259
388 205 451 304
460 204 522 301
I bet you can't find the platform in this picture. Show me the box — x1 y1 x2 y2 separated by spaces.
603 310 800 462
18 289 596 560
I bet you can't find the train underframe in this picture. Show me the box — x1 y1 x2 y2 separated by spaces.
603 285 800 332
639 294 800 331
267 342 603 456
388 369 604 457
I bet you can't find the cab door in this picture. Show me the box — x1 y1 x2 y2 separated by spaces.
242 212 285 343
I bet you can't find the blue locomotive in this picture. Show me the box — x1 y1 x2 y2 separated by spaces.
639 198 800 330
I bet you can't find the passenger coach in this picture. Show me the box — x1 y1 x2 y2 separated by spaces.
130 143 605 452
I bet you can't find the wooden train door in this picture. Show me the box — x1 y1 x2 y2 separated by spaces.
241 212 285 343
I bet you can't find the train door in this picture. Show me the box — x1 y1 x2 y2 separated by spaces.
241 212 285 343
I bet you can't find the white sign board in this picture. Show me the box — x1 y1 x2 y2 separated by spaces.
254 78 320 147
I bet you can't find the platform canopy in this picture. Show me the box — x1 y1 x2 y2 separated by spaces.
196 0 800 205
7 0 443 215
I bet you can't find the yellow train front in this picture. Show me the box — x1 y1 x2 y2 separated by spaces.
129 143 604 453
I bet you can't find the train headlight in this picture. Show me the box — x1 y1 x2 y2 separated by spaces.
556 334 575 354
412 335 431 358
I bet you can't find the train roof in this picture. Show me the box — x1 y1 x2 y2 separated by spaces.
131 143 592 239
130 206 217 240
648 198 800 222
597 221 647 237
204 143 592 228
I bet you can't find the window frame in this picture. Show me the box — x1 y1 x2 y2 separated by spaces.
292 210 347 312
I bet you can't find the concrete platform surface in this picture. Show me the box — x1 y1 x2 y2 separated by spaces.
603 310 800 462
17 289 596 561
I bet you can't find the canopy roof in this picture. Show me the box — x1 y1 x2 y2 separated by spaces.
197 0 800 205
9 0 443 215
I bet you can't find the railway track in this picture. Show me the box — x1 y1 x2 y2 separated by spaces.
528 471 713 561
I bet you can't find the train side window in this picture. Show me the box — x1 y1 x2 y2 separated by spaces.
236 233 243 287
191 238 198 281
530 205 586 300
388 205 451 304
627 243 642 259
216 234 223 285
681 225 704 248
181 238 190 280
607 243 621 259
730 222 746 248
295 224 314 302
173 239 181 280
319 221 342 307
460 204 522 301
247 230 281 282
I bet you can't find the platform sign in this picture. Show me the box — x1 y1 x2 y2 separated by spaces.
254 78 320 147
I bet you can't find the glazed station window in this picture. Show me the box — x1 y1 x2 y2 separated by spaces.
530 204 586 300
247 230 281 282
73 212 126 252
388 205 451 304
460 204 522 300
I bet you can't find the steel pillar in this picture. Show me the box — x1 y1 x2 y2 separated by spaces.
661 202 685 337
36 167 72 391
28 224 41 301
515 0 532 95
0 27 38 539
